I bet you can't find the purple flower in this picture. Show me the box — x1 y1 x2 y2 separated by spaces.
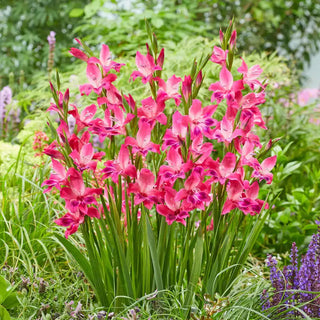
263 227 320 318
47 31 56 47
0 86 12 123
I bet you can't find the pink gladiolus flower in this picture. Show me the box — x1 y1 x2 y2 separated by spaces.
175 171 211 211
80 64 117 96
206 152 237 184
90 106 134 142
188 99 217 139
68 131 91 154
189 134 214 165
212 116 243 145
209 66 244 104
42 159 68 193
69 143 102 172
128 169 159 210
55 206 100 239
130 51 161 84
43 141 64 160
222 180 267 215
237 141 260 169
96 84 123 110
103 145 137 183
238 181 268 215
158 147 186 182
125 120 160 156
252 156 277 184
241 92 266 119
60 168 102 213
156 188 190 226
237 58 264 90
157 75 182 106
138 95 167 126
210 46 228 66
222 180 243 214
55 211 84 239
87 44 125 74
162 111 189 150
68 104 97 132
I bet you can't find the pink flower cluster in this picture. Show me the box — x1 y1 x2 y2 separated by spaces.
42 34 276 238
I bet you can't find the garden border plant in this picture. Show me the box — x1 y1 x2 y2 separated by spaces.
42 21 277 316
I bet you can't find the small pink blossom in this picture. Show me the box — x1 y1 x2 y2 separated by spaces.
156 188 190 226
128 169 159 210
210 46 228 66
130 51 161 84
125 120 160 156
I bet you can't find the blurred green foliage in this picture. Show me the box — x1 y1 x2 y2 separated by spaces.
0 0 89 87
76 0 320 71
257 83 320 254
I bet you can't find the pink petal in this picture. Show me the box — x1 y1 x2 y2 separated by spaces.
261 156 277 171
80 143 94 164
227 180 243 201
100 44 111 67
220 152 236 177
220 66 233 90
87 207 100 218
164 187 179 212
246 181 259 200
69 48 88 61
118 145 129 170
51 159 66 179
189 99 202 120
81 104 97 122
136 122 151 147
136 51 151 77
79 84 93 96
222 199 237 215
68 169 86 196
97 96 108 106
185 172 201 191
138 169 155 194
86 63 102 88
237 58 248 74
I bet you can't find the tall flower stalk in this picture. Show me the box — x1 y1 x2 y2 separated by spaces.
47 31 56 79
42 22 276 315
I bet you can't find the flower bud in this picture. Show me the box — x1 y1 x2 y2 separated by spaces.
157 48 165 69
195 70 203 88
229 30 237 51
182 75 192 102
69 48 89 62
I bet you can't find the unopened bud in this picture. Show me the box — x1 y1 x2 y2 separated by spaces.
229 30 237 50
195 70 203 88
157 48 165 68
182 75 192 102
63 89 69 105
219 29 224 45
69 48 88 61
